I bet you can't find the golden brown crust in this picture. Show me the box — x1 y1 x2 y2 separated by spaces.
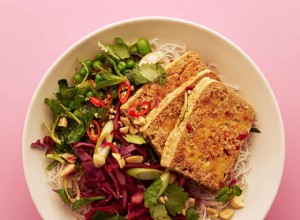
161 78 255 189
140 70 220 156
120 51 207 120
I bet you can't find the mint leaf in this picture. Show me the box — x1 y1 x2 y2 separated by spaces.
215 184 242 202
139 64 165 83
185 207 200 220
71 196 105 210
95 68 127 89
149 204 171 220
164 184 188 216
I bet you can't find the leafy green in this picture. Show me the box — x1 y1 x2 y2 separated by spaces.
71 196 105 211
58 79 68 91
46 160 59 170
185 207 200 220
98 39 130 60
44 98 63 119
215 184 242 202
66 123 85 144
56 87 79 99
164 184 188 216
250 127 261 133
149 204 171 220
95 68 127 89
92 211 126 220
128 64 166 86
56 188 73 204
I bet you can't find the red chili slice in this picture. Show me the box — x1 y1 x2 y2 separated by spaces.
128 101 151 117
101 142 119 153
86 120 101 143
90 96 106 108
118 81 131 104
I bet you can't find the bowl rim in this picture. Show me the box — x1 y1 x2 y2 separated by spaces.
22 16 285 219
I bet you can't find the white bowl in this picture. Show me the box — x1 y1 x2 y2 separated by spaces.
23 17 285 220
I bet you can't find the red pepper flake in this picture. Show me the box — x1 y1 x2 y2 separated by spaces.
186 123 193 133
238 132 248 141
185 85 194 91
170 59 174 63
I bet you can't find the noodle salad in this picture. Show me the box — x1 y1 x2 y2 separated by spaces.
31 37 257 220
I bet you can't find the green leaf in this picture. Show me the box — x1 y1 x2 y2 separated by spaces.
164 184 188 216
128 64 166 86
66 123 85 144
56 87 79 99
185 207 200 220
149 204 171 220
232 185 242 196
71 196 105 211
92 211 126 220
56 188 72 204
58 79 68 91
250 127 261 133
215 184 242 202
44 98 63 119
144 177 163 208
95 68 126 89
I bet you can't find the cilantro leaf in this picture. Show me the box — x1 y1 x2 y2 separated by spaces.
149 204 171 220
95 68 127 89
92 211 126 220
185 207 200 220
139 64 165 83
110 44 130 59
215 184 242 202
164 184 188 216
128 64 166 86
71 196 105 211
144 177 163 208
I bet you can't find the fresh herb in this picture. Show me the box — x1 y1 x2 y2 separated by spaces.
95 68 127 89
164 184 188 216
215 184 242 202
98 38 130 60
149 204 171 220
185 207 200 220
92 211 126 220
128 64 166 86
56 188 73 204
250 127 261 133
46 160 59 170
71 196 105 211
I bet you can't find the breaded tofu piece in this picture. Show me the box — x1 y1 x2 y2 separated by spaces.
161 77 255 190
140 69 220 156
120 51 207 121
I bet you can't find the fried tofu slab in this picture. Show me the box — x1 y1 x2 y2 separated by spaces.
161 77 255 189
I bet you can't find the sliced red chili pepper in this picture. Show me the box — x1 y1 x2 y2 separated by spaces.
90 96 106 108
101 142 119 153
86 120 101 143
118 80 131 104
128 101 151 117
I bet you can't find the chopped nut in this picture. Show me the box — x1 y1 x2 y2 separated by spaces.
125 155 144 163
219 209 234 220
230 196 244 209
108 115 115 120
94 113 99 118
119 126 130 134
207 207 218 219
185 198 195 209
117 121 123 127
133 116 146 126
60 164 75 177
58 117 68 128
120 117 131 126
157 196 165 204
187 90 192 95
129 126 139 135
109 108 115 114
130 85 134 91
85 98 90 101
168 173 177 184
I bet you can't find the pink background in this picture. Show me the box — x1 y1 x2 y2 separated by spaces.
1 0 299 219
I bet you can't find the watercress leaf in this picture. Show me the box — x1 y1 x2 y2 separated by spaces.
164 184 188 216
71 196 105 211
185 207 200 220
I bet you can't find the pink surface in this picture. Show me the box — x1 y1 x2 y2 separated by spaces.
1 0 298 219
